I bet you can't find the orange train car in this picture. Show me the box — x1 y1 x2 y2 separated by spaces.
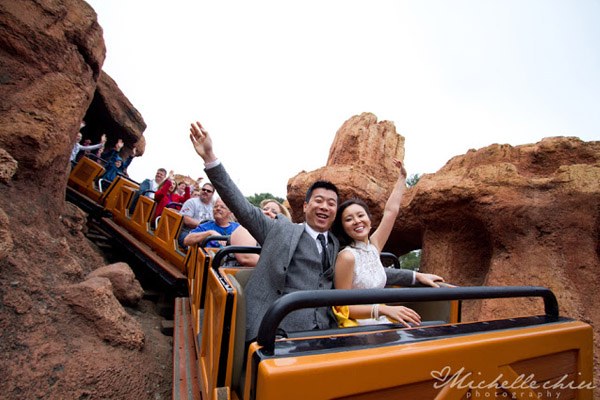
66 157 595 400
177 253 593 400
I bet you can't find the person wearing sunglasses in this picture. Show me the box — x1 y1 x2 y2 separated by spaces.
178 182 216 247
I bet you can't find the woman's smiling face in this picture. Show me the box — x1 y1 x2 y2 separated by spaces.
341 203 371 243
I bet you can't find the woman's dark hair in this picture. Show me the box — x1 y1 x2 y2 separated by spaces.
332 198 372 247
305 180 339 203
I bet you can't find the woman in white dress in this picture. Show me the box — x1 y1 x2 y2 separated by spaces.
332 159 446 327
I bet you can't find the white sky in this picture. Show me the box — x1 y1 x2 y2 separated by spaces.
87 0 600 198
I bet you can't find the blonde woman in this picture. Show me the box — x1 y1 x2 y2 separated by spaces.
229 199 290 267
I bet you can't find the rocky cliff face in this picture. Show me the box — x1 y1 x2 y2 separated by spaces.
0 0 145 208
402 136 600 384
0 1 169 398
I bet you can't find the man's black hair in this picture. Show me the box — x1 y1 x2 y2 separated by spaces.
305 180 339 203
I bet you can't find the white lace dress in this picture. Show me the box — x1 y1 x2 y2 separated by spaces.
341 241 389 325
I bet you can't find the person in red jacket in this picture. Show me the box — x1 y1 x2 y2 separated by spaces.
154 171 191 220
171 181 190 206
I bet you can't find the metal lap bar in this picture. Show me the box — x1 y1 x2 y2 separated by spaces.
257 286 559 354
212 246 262 270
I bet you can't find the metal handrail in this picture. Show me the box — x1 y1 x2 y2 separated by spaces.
256 286 559 354
212 245 262 269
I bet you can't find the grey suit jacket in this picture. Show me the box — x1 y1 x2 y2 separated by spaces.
206 163 341 340
206 163 415 340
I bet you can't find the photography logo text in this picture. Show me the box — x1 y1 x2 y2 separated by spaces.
430 366 594 399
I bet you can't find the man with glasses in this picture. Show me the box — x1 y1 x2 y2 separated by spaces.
178 182 215 247
183 198 239 248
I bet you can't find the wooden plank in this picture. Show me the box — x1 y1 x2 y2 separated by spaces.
173 298 201 400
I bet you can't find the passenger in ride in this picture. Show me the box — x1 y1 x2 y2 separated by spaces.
128 168 168 214
139 168 168 200
70 131 106 165
75 138 91 162
174 181 189 200
178 182 215 247
154 172 191 220
331 158 447 328
103 138 136 169
182 198 239 248
99 148 135 191
100 138 124 163
229 198 291 267
188 120 421 342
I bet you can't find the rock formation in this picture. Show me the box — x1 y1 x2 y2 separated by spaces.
0 1 145 212
62 276 145 350
84 71 147 160
288 112 405 224
87 262 144 306
289 116 600 388
401 136 600 386
0 1 169 398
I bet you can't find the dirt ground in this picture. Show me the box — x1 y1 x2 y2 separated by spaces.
0 199 174 400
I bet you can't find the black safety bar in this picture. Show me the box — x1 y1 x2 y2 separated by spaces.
165 202 183 210
257 286 559 354
212 246 262 269
116 171 138 185
199 235 230 249
85 153 107 165
380 252 400 269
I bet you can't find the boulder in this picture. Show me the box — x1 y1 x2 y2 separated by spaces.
87 262 144 306
62 277 145 350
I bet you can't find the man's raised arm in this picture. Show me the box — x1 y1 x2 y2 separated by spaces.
189 121 218 165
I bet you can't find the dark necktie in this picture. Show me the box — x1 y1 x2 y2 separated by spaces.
317 233 330 271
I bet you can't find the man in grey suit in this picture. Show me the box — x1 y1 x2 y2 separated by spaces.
189 121 421 341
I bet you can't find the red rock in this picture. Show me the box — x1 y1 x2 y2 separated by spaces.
87 262 144 306
288 112 405 223
61 277 145 350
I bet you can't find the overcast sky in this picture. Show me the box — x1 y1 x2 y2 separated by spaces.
86 0 599 197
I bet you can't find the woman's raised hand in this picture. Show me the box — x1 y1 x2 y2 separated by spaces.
393 158 407 180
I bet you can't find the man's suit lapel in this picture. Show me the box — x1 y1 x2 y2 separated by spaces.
322 233 339 277
330 234 339 262
287 223 305 262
